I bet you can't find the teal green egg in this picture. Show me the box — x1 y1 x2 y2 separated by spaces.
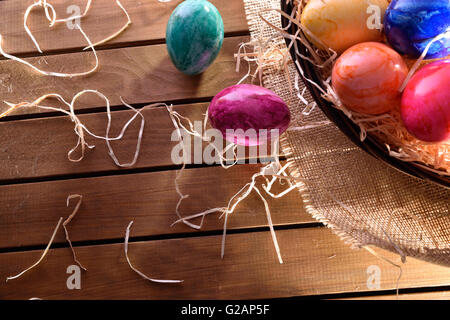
166 0 224 75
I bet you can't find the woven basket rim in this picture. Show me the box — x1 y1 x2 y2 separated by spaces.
281 0 450 189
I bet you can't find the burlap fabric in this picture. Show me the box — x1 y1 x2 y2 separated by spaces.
243 0 450 266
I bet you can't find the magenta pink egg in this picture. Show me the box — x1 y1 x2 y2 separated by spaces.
208 84 291 146
401 60 450 143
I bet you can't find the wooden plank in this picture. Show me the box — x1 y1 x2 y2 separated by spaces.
0 163 309 249
0 0 248 55
0 101 278 181
0 36 249 117
1 227 450 299
340 291 450 300
0 103 206 180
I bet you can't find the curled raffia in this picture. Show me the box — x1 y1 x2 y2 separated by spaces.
1 90 151 167
124 221 184 284
6 217 63 282
0 0 131 78
64 194 87 271
167 107 302 264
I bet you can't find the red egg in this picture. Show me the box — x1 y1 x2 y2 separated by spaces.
332 42 408 115
401 60 450 143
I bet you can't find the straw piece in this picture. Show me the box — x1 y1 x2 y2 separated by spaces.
6 217 63 282
0 22 99 78
4 0 132 78
363 246 403 300
254 186 283 264
399 28 450 92
168 132 296 264
1 90 148 167
83 0 131 50
164 104 203 230
63 194 87 271
124 221 183 284
24 2 48 53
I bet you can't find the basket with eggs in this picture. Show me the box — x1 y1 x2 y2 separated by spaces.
281 0 449 188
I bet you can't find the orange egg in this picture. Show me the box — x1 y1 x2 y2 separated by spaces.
332 42 409 115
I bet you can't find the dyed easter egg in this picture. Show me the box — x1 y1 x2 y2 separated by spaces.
300 0 388 54
208 84 291 146
166 0 224 75
332 42 409 115
401 60 450 143
384 0 450 59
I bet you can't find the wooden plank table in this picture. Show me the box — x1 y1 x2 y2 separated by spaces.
1 0 450 300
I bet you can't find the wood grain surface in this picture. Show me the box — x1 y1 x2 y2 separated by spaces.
1 227 450 299
0 102 206 180
0 101 277 181
0 0 447 301
0 162 309 249
0 0 248 55
0 36 249 117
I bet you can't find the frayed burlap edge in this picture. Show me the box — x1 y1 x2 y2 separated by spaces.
242 0 450 267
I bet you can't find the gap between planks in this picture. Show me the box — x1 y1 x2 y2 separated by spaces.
0 222 324 254
332 288 450 300
0 95 215 122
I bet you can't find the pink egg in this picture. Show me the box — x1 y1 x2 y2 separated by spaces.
332 42 409 115
208 84 291 146
401 60 450 143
